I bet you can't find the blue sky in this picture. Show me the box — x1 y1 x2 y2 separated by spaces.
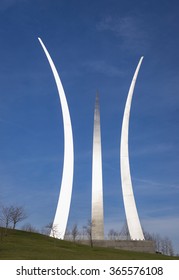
0 0 179 254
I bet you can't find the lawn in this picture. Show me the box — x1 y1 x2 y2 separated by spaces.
0 228 178 260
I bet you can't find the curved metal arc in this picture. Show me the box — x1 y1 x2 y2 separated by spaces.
120 57 144 240
38 38 74 239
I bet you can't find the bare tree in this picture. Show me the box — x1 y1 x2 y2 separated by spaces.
119 221 131 240
161 237 174 256
64 228 71 240
21 223 39 233
143 230 154 241
154 234 162 252
0 205 14 228
10 206 27 229
71 224 79 242
0 205 27 230
108 229 119 240
167 238 174 256
45 222 58 238
144 231 174 256
84 219 95 247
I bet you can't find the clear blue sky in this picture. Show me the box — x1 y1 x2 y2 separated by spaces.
0 0 179 253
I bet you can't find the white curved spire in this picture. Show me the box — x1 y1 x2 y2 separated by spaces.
38 38 74 239
120 57 144 240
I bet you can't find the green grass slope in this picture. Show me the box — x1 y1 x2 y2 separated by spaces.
0 228 178 260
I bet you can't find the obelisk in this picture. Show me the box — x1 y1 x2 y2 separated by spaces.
91 94 104 240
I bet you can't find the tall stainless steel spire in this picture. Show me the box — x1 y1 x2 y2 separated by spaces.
120 57 145 240
38 38 74 239
92 94 104 240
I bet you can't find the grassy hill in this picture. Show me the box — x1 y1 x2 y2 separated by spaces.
0 228 178 260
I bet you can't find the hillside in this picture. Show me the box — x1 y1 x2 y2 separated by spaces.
0 228 178 260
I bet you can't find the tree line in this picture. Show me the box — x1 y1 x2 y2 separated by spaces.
19 219 176 256
63 221 175 256
0 205 175 256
